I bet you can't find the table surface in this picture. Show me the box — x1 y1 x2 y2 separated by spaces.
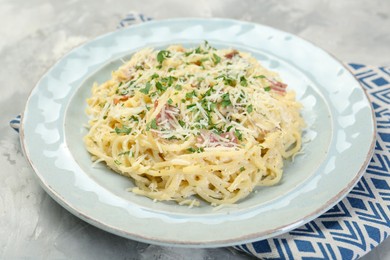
1 0 389 259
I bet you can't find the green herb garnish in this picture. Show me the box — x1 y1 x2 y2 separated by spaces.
157 50 171 64
203 87 215 97
114 160 121 165
161 76 176 87
247 104 253 113
151 73 159 79
240 76 248 87
215 75 236 86
226 125 234 132
130 115 139 122
185 90 197 99
195 46 202 54
178 120 185 127
115 126 132 135
118 151 132 156
221 93 231 108
212 53 221 65
156 82 167 93
186 104 197 109
139 82 152 94
187 147 204 153
150 118 158 130
187 147 196 153
234 129 243 141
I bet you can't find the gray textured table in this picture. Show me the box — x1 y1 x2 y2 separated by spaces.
1 0 389 259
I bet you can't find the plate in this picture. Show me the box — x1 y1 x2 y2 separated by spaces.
21 18 375 247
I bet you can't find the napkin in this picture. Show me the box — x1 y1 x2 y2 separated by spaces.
11 12 390 260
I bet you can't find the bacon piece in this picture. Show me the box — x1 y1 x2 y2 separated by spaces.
220 132 238 144
193 60 202 66
155 102 178 129
267 79 287 94
197 130 238 147
113 96 130 105
224 50 239 59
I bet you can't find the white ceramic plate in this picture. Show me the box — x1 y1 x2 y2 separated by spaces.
21 18 375 247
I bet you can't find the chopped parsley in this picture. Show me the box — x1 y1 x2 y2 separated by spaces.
221 93 232 108
240 76 248 87
115 126 132 135
150 73 159 79
215 74 236 87
167 98 173 105
130 115 139 122
264 86 271 92
195 46 202 54
184 51 194 57
240 166 246 172
161 76 176 87
203 87 215 97
187 147 196 153
178 120 186 127
212 53 221 65
150 118 158 130
146 118 158 131
247 104 253 113
234 129 243 141
114 160 121 165
127 80 135 87
186 104 197 109
118 151 132 156
254 75 266 79
156 82 167 93
157 50 170 64
185 90 197 99
139 82 152 94
187 147 204 153
209 102 217 111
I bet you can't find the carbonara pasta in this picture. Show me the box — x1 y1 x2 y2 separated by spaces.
84 42 305 206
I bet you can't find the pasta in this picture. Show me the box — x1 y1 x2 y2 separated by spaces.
84 42 305 206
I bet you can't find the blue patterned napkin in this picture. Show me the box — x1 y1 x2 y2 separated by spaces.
11 12 390 260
